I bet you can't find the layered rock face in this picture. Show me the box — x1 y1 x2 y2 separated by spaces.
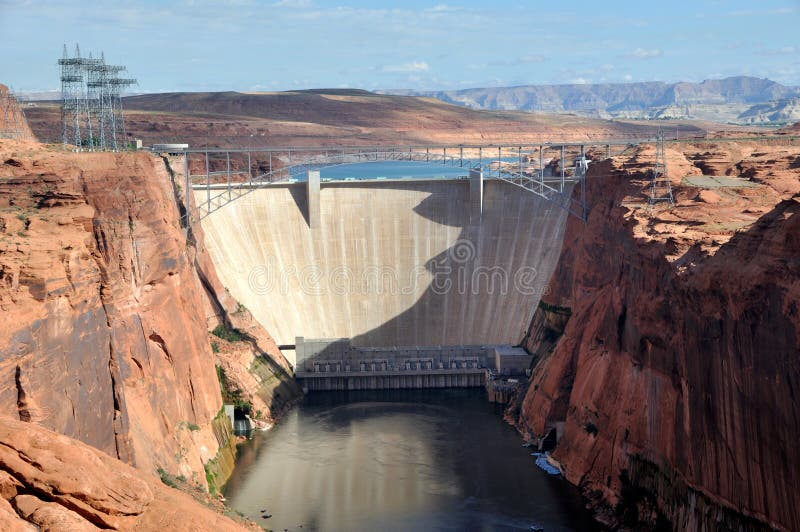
0 139 232 487
519 142 800 530
161 153 302 426
0 85 34 141
0 415 250 531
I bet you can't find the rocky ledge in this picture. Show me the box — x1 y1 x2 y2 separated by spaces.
0 415 256 531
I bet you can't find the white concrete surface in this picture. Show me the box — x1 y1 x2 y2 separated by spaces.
197 179 571 347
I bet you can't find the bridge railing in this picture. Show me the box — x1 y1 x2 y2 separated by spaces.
179 144 602 224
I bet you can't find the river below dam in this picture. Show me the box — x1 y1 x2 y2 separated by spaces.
223 389 598 531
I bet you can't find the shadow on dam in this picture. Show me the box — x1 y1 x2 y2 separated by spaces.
198 176 573 361
289 179 573 377
357 182 568 346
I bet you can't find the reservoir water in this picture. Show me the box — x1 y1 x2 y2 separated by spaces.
223 389 598 531
285 159 528 181
318 161 469 180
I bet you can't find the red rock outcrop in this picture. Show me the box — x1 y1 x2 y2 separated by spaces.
0 85 34 141
211 329 301 428
519 141 800 530
0 415 252 530
0 139 235 488
777 121 800 135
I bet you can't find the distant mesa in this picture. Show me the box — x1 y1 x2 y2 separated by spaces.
299 88 375 96
379 76 800 125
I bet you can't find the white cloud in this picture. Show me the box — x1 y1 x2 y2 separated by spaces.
517 54 546 64
758 46 798 56
272 0 314 7
425 4 460 13
382 61 430 73
628 48 663 59
473 55 546 69
727 7 796 17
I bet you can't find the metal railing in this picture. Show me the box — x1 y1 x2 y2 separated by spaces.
180 143 597 223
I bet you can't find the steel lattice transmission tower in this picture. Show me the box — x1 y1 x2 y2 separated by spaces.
58 44 136 150
649 128 674 205
59 44 90 147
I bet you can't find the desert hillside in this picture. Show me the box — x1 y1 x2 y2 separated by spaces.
23 89 709 148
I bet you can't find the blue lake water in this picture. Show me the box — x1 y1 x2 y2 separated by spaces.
318 161 470 180
282 159 528 181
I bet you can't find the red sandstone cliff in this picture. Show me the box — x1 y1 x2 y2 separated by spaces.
0 137 298 500
162 153 302 426
0 139 230 487
519 142 800 530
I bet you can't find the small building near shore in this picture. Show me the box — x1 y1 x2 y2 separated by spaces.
493 346 533 376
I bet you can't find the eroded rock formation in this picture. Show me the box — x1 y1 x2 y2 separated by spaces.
0 415 252 530
519 142 800 530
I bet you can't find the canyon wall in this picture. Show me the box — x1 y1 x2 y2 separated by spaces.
0 138 293 492
519 142 800 530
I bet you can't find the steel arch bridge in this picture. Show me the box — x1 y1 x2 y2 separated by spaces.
178 143 613 224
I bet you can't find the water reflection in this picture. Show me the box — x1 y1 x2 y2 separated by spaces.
224 389 597 532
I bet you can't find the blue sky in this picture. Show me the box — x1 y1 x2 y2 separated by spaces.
1 0 799 93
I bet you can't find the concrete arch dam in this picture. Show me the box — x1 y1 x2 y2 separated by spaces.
196 175 572 379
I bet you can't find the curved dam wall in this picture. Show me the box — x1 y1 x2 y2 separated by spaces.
196 179 571 355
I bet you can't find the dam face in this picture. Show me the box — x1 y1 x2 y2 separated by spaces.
197 178 571 362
